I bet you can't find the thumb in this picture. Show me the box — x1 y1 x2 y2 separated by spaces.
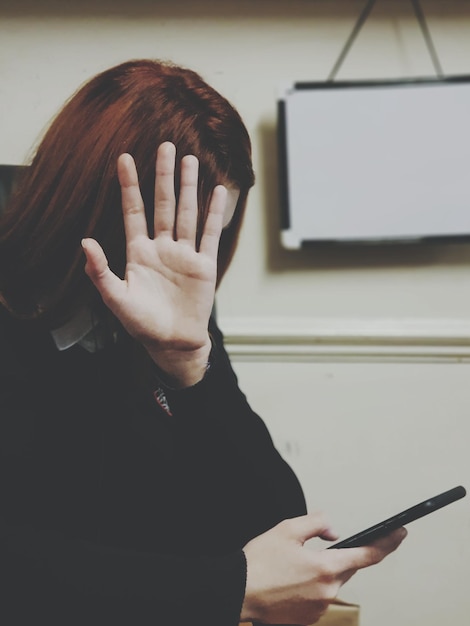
81 238 124 306
282 513 338 545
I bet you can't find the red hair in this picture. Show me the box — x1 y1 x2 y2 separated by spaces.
0 59 255 325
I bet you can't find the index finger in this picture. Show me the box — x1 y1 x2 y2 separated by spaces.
276 512 335 546
327 527 407 571
117 153 149 241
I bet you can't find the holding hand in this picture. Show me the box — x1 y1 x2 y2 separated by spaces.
241 513 406 625
82 142 227 386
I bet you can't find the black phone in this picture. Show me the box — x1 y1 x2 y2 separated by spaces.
327 485 466 549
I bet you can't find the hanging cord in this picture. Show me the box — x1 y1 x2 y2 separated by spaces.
410 0 444 78
327 0 444 81
327 0 378 81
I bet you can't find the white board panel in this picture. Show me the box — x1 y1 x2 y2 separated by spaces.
279 78 470 249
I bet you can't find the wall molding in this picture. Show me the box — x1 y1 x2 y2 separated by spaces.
219 316 470 362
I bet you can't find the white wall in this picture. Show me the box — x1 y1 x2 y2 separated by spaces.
1 2 469 625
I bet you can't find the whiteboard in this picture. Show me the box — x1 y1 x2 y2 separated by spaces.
278 78 470 249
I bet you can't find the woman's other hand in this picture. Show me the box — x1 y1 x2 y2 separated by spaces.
82 142 226 387
241 513 407 625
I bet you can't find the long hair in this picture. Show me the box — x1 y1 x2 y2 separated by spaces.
0 59 255 326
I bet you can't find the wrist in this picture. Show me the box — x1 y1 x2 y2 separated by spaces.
146 336 212 389
240 550 264 624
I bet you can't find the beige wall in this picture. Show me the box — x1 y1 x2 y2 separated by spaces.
1 2 469 625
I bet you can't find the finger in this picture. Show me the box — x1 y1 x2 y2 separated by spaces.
319 527 340 542
199 185 226 257
117 154 148 242
176 154 199 244
280 513 336 546
328 527 407 571
82 238 126 308
154 142 177 237
367 526 408 558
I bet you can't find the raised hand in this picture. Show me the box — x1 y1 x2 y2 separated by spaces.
82 142 227 386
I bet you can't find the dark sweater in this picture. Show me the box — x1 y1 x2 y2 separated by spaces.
0 306 306 625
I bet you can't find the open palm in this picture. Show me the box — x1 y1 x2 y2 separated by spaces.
82 142 226 357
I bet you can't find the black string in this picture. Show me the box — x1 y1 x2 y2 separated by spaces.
410 0 444 77
327 0 444 81
327 0 378 81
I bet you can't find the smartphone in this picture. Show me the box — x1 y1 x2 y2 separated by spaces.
327 485 466 549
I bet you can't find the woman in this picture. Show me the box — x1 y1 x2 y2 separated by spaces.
0 59 405 626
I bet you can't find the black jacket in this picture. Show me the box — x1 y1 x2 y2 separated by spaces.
0 306 306 625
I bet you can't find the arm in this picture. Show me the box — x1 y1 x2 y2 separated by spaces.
82 142 306 537
159 318 308 540
151 353 407 626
